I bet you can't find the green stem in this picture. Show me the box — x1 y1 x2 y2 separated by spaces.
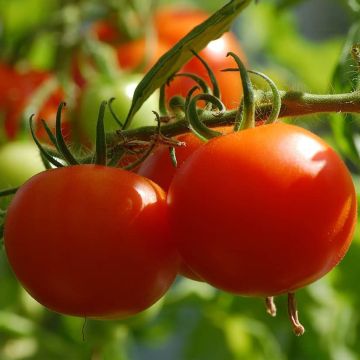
107 90 360 146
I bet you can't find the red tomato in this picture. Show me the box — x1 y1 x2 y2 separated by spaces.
0 65 68 141
138 127 232 191
138 127 232 281
154 7 209 45
154 7 246 110
92 20 122 43
168 123 357 296
116 38 168 71
4 165 178 318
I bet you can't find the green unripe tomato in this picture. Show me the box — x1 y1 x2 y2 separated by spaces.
0 141 45 208
78 73 159 142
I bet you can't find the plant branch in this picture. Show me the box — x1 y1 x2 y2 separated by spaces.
107 90 360 147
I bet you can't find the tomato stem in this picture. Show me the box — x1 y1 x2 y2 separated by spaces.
0 187 19 197
186 93 224 140
94 101 108 166
107 89 360 148
265 296 277 317
287 292 305 336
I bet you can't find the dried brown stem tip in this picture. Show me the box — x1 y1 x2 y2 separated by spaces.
265 296 277 317
287 292 305 336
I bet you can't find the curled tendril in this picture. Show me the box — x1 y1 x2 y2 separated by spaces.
173 72 211 95
185 86 201 115
186 93 225 141
191 50 220 99
248 70 281 124
223 52 255 131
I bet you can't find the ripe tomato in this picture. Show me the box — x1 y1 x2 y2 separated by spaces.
4 165 178 318
154 7 246 110
138 127 231 281
168 123 357 296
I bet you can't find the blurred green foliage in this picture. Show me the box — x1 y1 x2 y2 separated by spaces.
1 0 360 359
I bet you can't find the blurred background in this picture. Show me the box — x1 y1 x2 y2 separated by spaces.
1 0 360 359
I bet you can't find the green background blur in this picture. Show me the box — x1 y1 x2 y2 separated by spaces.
1 0 360 359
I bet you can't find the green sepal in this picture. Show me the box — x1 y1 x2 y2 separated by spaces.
55 102 79 166
169 147 178 168
94 101 108 166
225 52 255 130
29 115 64 168
191 50 220 99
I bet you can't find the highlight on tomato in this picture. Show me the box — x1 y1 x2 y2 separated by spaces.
4 165 179 318
168 122 357 297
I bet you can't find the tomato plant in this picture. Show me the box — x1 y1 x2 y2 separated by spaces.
168 123 357 296
4 165 178 318
78 73 159 142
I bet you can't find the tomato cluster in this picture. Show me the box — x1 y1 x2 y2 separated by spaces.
2 120 356 324
0 5 357 336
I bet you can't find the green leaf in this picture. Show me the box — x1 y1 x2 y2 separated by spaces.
123 0 252 129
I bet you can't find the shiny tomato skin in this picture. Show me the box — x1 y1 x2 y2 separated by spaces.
168 123 357 296
4 165 178 318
